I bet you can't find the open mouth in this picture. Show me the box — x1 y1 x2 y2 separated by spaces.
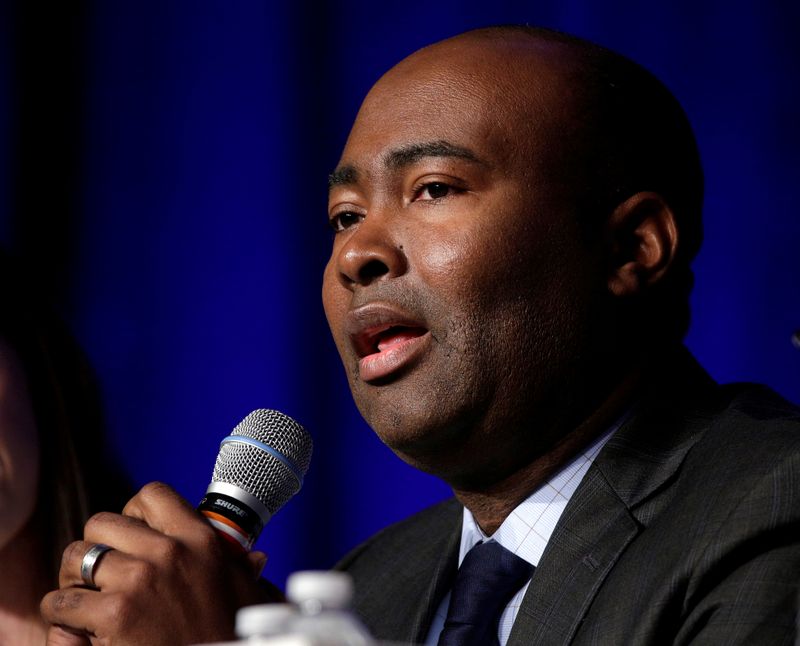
345 304 432 383
362 325 428 357
354 324 431 382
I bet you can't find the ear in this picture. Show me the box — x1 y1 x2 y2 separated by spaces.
605 191 679 297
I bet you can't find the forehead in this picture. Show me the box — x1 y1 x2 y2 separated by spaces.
338 37 580 178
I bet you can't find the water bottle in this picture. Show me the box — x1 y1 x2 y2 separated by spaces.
286 571 374 646
193 603 303 645
237 603 299 640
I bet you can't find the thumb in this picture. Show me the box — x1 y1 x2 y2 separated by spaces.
46 626 91 646
247 550 268 579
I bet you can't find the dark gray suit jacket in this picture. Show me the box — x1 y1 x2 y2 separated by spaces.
336 351 800 644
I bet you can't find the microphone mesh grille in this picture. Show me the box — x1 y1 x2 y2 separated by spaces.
211 409 313 516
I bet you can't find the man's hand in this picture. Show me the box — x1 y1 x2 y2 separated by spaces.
41 482 273 646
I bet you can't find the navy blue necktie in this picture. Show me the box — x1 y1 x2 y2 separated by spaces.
438 540 534 646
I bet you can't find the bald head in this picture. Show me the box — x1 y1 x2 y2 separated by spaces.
353 28 599 194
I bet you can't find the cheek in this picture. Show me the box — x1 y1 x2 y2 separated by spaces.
411 224 490 306
413 207 595 361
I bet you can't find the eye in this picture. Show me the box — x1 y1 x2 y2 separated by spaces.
414 182 455 201
329 211 362 233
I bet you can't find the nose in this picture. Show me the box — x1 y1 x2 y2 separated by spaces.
334 215 407 289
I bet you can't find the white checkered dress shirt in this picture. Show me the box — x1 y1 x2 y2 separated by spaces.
424 418 626 645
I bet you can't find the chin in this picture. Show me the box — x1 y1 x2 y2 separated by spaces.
370 416 453 456
362 398 482 478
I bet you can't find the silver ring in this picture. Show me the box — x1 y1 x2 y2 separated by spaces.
80 543 114 589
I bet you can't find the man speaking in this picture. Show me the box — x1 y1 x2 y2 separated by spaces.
42 26 800 645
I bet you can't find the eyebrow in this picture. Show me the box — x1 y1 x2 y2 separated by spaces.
327 140 484 190
386 140 483 169
328 165 358 189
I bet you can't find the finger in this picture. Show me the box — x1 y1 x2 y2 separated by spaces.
45 625 90 646
59 540 140 590
123 481 211 542
41 587 108 640
247 550 267 579
81 511 169 555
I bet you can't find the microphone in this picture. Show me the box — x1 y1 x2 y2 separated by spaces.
198 409 313 552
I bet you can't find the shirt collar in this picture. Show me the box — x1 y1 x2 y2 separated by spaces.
458 411 630 568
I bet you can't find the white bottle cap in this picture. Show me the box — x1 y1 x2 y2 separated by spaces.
236 603 297 638
285 571 354 612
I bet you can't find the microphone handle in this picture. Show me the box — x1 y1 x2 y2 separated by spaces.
198 488 264 552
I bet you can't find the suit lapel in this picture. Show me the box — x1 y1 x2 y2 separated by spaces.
409 515 461 642
509 349 721 645
508 468 639 645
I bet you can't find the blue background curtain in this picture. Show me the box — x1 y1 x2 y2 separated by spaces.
1 1 798 588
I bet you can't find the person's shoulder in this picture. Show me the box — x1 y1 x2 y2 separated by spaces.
637 348 800 471
601 355 800 528
683 381 800 493
705 382 800 455
333 498 461 639
334 497 461 572
719 381 799 424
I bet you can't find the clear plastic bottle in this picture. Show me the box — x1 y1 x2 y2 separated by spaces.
285 571 374 646
193 603 303 646
236 603 299 640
